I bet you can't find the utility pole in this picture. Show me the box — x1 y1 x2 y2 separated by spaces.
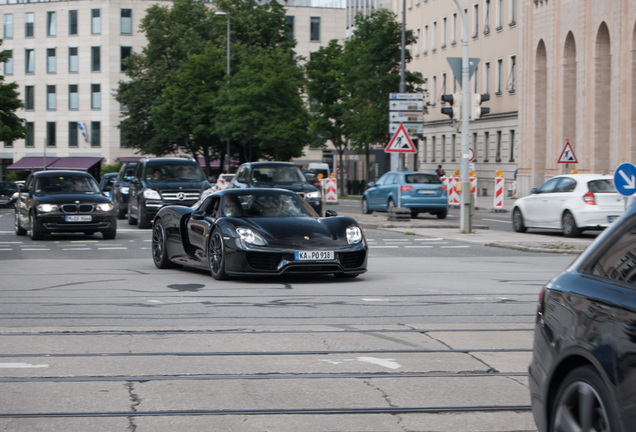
453 0 472 233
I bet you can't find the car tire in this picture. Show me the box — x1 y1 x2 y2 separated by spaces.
562 211 581 237
137 204 151 229
361 198 371 215
127 202 137 226
29 212 42 240
550 365 618 432
208 229 228 280
151 219 177 269
411 210 419 218
436 210 447 219
102 229 116 240
387 198 395 211
15 211 26 236
512 208 527 233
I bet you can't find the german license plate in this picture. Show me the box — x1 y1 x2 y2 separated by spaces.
66 215 92 222
418 190 435 195
295 250 334 261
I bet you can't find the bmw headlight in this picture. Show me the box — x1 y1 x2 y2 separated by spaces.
143 188 161 200
236 227 267 246
96 203 114 212
305 191 321 199
37 203 58 213
346 225 363 245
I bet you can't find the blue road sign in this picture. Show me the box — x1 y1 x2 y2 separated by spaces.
614 162 636 196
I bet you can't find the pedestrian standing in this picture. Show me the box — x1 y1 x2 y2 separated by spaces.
435 165 445 178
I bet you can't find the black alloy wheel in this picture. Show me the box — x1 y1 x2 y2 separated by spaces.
29 212 42 240
151 220 176 269
550 366 617 432
562 211 581 237
512 208 527 233
209 229 228 280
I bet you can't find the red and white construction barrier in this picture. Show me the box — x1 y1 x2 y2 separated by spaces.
443 177 460 206
494 177 505 209
469 177 477 201
322 178 338 203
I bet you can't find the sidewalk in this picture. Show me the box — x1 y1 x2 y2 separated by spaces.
326 194 595 254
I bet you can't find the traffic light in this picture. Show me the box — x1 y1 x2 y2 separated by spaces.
441 92 462 119
470 93 490 120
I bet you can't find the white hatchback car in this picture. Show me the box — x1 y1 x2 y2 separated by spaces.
512 174 626 237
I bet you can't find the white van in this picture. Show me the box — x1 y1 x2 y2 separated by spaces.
307 163 330 179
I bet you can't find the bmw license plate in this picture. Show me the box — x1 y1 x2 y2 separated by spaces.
66 215 92 222
295 250 334 261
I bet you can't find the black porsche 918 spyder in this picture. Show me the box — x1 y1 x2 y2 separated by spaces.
151 188 368 280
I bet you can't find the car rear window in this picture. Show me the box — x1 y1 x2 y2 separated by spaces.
588 179 617 193
404 174 441 184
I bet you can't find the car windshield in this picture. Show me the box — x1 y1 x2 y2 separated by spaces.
34 174 101 194
251 165 306 185
0 182 18 194
404 174 442 184
121 165 137 180
224 190 317 218
146 163 204 182
588 179 617 193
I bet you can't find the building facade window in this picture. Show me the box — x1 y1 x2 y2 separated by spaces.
47 85 56 110
91 9 101 35
472 4 479 38
3 13 13 38
432 20 437 51
46 122 56 147
69 47 78 72
120 9 132 35
423 25 429 53
285 16 294 39
69 122 78 148
25 122 34 148
4 141 13 148
484 0 491 34
431 136 436 162
508 55 516 93
120 46 132 72
484 61 491 93
496 58 503 94
497 0 504 30
46 48 56 73
91 84 101 109
25 85 34 110
25 48 34 74
496 130 502 162
510 0 517 25
310 17 320 41
441 16 447 48
509 129 515 161
483 131 490 162
472 132 478 162
25 12 34 37
91 46 100 72
451 134 457 161
69 10 78 35
3 50 12 75
91 121 101 147
69 84 78 110
451 13 457 44
46 11 56 36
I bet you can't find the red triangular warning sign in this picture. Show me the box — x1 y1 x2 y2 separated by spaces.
385 123 417 153
558 140 578 164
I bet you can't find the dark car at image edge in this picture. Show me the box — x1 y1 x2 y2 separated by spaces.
529 201 636 432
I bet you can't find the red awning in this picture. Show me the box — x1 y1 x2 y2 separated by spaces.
8 156 60 171
46 157 103 171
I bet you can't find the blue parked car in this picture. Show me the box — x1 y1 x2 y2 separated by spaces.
99 173 118 199
362 171 448 218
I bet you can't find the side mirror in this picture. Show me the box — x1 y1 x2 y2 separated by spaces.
367 182 376 188
530 188 539 194
192 210 206 220
325 209 338 217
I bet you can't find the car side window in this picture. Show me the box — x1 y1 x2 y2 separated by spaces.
588 216 636 286
556 178 576 193
387 173 398 185
538 178 561 193
203 196 220 218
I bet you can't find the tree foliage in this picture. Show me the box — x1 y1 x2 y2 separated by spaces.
0 41 27 143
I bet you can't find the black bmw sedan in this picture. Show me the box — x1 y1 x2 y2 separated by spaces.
529 201 636 432
14 170 117 240
151 188 367 280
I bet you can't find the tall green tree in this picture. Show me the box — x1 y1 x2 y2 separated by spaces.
305 40 348 192
341 9 424 175
0 42 27 143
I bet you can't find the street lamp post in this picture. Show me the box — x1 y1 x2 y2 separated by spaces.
215 10 231 173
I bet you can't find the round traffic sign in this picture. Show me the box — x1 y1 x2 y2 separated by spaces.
614 162 636 196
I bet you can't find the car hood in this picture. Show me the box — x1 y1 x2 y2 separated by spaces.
33 193 112 204
236 217 356 248
147 180 210 190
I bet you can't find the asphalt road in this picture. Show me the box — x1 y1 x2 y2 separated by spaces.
0 205 570 431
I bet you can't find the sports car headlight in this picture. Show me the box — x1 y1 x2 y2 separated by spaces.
236 227 267 246
37 204 58 213
96 203 114 212
143 188 161 200
305 191 321 199
346 226 363 244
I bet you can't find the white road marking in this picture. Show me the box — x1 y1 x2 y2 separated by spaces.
0 363 48 369
319 357 401 370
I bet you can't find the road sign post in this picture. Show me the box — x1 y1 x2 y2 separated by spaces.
388 93 423 172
